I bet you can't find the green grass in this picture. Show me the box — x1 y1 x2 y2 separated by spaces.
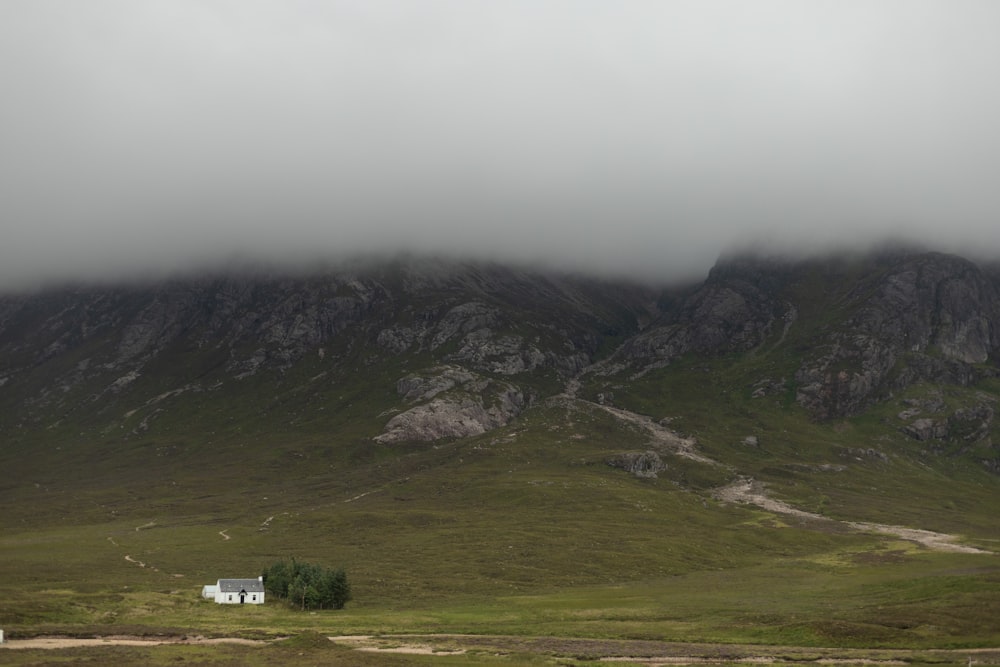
588 348 1000 538
2 309 1000 662
2 549 997 647
2 404 998 650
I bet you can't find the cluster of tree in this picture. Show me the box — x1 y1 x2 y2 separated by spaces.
261 559 352 610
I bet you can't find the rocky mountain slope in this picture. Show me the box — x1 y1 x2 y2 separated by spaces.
1 249 999 469
3 248 1000 642
607 250 1000 451
0 260 657 447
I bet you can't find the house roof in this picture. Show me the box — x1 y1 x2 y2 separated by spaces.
217 578 264 593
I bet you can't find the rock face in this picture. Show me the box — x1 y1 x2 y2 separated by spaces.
3 249 1000 449
616 249 1000 420
375 366 526 444
793 253 1000 418
897 393 995 448
607 451 666 478
620 256 791 364
901 418 951 442
0 261 655 443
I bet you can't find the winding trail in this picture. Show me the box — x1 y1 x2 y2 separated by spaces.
564 362 991 555
593 403 716 465
845 521 991 555
326 635 1000 665
713 476 991 555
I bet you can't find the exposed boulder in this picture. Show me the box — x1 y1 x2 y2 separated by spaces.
395 366 478 402
607 450 666 478
842 447 890 464
374 390 525 444
949 404 994 442
897 401 994 445
375 369 526 444
901 418 950 442
751 377 786 398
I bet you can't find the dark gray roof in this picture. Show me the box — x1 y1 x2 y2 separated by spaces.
218 578 264 593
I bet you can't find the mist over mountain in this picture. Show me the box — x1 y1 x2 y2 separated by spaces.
3 2 1000 289
2 248 999 464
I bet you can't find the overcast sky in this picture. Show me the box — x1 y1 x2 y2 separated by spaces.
2 1 999 288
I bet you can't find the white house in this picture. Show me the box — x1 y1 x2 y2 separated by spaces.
203 577 265 605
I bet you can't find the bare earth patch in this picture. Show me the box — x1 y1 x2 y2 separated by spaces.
594 403 716 464
714 477 991 554
6 634 1000 664
580 389 991 557
328 636 1000 664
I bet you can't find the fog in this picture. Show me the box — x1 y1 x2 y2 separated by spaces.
2 1 999 288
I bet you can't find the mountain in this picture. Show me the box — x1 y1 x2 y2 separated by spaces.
2 249 999 648
617 249 1000 419
3 249 1000 497
0 260 657 447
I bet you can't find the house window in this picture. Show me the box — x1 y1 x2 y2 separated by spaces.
228 595 232 601
252 595 257 601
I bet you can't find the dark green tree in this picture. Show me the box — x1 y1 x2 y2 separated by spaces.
317 567 351 610
262 559 352 610
262 559 292 599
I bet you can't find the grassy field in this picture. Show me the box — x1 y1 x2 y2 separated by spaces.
2 336 999 664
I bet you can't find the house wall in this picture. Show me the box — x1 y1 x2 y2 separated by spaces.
214 589 264 604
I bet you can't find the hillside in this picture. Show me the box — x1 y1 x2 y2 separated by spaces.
1 250 999 655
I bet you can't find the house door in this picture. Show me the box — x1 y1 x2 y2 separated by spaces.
239 590 246 604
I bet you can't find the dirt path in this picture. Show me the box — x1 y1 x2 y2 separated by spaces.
556 364 715 465
6 633 999 664
714 477 991 554
714 477 829 521
845 521 991 555
328 635 1000 665
124 554 146 568
593 403 718 465
563 363 991 556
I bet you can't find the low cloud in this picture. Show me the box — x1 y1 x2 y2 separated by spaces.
2 1 999 288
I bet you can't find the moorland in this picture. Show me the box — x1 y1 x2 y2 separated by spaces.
1 249 998 665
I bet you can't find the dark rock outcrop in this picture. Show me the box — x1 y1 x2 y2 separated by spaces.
620 255 790 364
3 249 1000 446
0 261 655 442
614 250 1000 420
607 450 666 478
794 253 1000 418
